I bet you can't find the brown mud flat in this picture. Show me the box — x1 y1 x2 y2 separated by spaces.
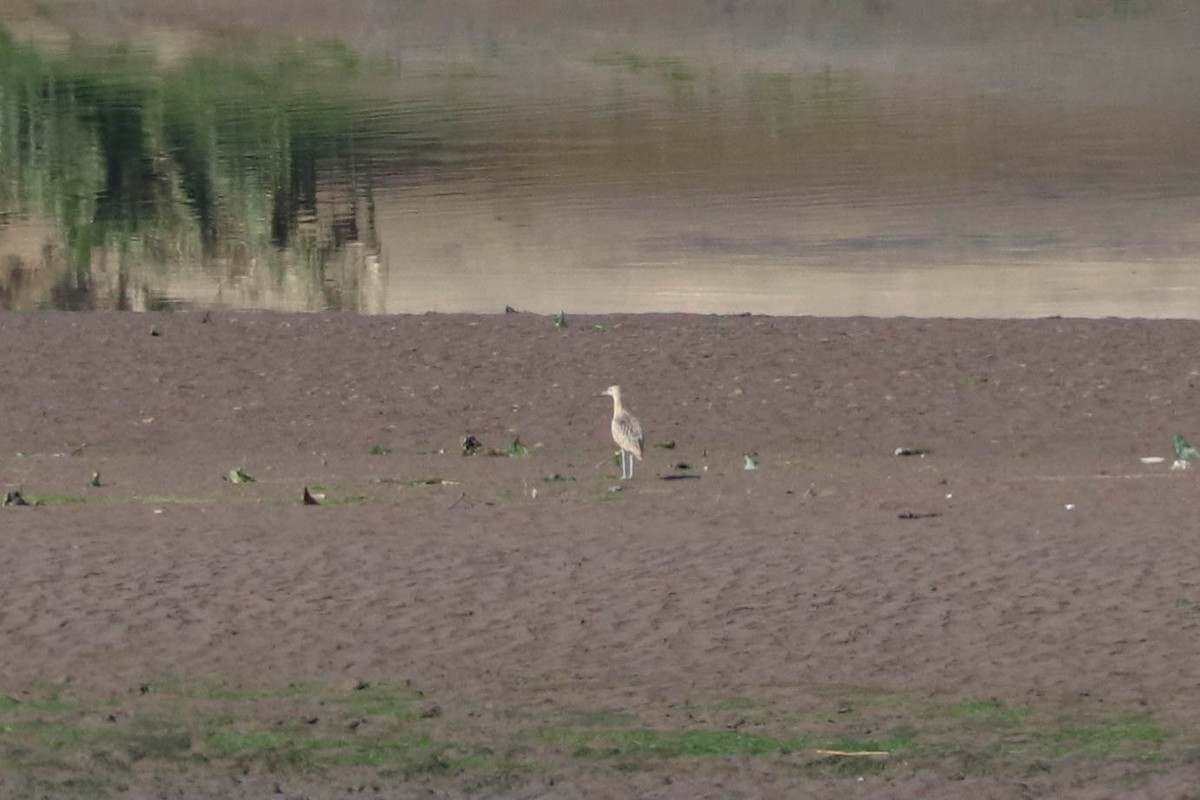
3 311 1200 798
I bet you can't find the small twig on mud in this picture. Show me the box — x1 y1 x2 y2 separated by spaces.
448 491 466 510
813 749 890 759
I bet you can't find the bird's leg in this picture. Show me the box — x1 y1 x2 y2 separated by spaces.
627 451 635 479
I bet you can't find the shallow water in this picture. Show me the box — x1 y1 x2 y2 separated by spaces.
2 3 1200 317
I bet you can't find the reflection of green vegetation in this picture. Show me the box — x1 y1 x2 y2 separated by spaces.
747 69 866 112
743 68 869 151
0 28 436 310
592 50 696 82
1075 0 1144 21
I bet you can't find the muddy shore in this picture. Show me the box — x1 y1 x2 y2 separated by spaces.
3 311 1200 798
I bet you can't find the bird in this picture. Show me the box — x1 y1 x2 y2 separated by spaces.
601 385 644 480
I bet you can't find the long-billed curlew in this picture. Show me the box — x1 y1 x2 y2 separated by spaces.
601 385 644 480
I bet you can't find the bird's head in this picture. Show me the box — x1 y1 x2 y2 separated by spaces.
601 385 621 399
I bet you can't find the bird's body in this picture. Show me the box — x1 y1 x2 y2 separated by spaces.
602 385 644 480
612 410 645 462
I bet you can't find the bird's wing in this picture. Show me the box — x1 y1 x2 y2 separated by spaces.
629 415 645 456
614 413 645 458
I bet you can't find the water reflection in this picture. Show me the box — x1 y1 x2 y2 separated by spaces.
2 7 1200 317
0 33 428 312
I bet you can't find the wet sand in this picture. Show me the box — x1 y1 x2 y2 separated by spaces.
3 311 1200 797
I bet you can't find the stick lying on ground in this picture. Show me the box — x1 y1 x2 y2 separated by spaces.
813 749 890 759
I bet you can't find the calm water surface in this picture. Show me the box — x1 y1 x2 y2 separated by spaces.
2 4 1200 316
